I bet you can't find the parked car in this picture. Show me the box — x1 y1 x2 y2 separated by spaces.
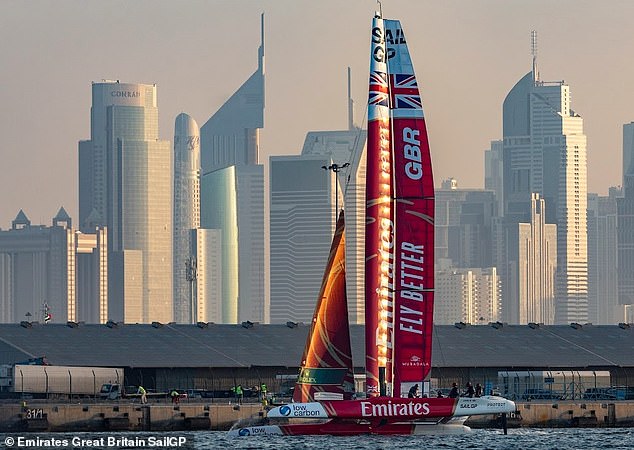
521 388 563 400
185 389 204 399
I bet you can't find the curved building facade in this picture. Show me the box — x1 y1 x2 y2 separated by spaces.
501 63 587 324
79 81 172 324
173 113 200 323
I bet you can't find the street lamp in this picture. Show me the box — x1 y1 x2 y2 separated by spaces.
321 162 350 216
186 257 198 324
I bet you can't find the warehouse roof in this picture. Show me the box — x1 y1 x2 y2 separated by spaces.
0 322 632 369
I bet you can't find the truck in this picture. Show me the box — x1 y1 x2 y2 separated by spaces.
3 364 124 398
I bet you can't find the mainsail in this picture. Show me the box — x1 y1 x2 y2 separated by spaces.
293 211 355 402
365 14 435 398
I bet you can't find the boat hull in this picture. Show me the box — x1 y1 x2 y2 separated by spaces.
267 396 515 420
228 417 472 437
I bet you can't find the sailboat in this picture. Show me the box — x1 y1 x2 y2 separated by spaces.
229 11 515 437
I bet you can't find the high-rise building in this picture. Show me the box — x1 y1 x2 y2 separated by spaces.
502 39 587 324
173 113 200 323
618 125 634 307
269 155 336 323
435 263 501 325
623 123 634 187
516 194 557 324
485 140 504 216
78 81 172 323
199 16 265 324
588 189 626 324
300 129 366 324
0 209 107 324
435 179 497 270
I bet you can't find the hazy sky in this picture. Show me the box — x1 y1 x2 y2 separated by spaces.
2 0 634 228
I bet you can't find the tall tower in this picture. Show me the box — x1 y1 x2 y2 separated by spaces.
517 194 557 324
199 15 265 323
501 33 587 324
78 81 172 323
618 125 634 307
269 155 336 323
300 130 366 324
588 189 625 324
173 113 200 323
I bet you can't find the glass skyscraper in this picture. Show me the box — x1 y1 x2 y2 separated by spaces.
502 51 588 324
173 113 200 323
79 81 172 324
199 15 265 324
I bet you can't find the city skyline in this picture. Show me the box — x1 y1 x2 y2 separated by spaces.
2 1 634 228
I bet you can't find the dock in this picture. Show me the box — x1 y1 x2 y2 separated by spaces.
2 400 634 432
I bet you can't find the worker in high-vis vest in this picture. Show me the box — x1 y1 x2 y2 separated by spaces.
138 386 147 404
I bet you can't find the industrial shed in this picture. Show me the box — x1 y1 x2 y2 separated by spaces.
0 322 633 395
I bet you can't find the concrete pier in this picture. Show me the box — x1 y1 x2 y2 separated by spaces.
2 400 634 432
467 401 634 428
0 402 264 432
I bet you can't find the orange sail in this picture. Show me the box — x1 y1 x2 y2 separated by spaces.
293 211 355 402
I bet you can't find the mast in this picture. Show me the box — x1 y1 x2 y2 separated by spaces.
365 13 393 397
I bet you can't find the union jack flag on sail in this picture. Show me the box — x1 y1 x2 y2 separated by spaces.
389 74 421 109
369 71 389 107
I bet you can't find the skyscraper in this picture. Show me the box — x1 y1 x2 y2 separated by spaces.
618 123 634 307
484 140 504 216
588 189 625 324
623 123 634 187
173 113 200 323
435 264 501 326
435 179 496 270
502 37 588 324
517 194 557 324
269 155 335 323
78 81 172 323
199 15 265 324
300 129 366 324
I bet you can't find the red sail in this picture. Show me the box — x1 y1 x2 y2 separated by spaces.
384 19 435 398
293 211 355 402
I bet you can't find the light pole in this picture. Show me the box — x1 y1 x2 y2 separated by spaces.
321 162 350 217
186 256 198 324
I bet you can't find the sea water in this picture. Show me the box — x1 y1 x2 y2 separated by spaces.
3 429 633 450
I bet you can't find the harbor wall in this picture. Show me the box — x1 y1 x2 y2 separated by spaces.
2 401 634 432
0 402 263 432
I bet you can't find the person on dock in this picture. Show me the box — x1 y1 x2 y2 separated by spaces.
448 383 459 398
138 385 147 404
260 383 268 406
236 384 244 404
170 389 180 404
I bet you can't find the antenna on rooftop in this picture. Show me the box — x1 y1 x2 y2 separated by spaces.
531 30 539 83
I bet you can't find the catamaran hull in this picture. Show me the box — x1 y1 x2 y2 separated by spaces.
267 396 515 421
228 418 471 437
